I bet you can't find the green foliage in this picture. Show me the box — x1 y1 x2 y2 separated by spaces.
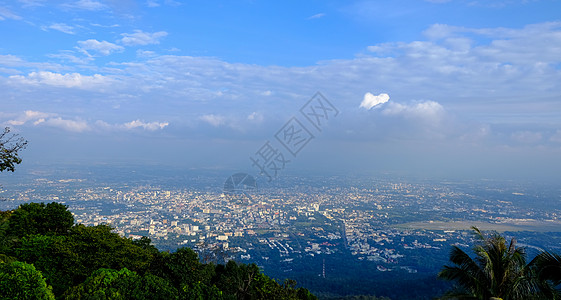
0 202 317 299
6 202 74 237
12 224 156 296
63 268 178 300
438 227 560 300
151 247 214 288
0 127 27 173
533 251 561 287
211 260 317 300
0 260 55 300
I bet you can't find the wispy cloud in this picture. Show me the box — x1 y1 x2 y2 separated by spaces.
0 7 22 20
42 23 75 34
77 39 124 56
382 101 446 122
307 13 325 20
18 0 46 7
9 71 111 88
199 114 225 127
63 0 106 11
3 111 169 133
120 30 168 46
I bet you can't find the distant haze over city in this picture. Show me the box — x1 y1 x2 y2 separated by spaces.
1 0 561 181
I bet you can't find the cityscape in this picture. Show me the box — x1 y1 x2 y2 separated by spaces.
2 165 560 298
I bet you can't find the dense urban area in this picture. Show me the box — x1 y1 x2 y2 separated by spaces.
2 165 561 298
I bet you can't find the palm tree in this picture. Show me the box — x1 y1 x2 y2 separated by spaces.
533 251 561 290
438 227 559 300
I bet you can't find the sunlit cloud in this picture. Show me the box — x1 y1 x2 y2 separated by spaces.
122 120 169 131
360 92 390 110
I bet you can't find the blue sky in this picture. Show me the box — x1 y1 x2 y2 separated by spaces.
2 0 561 180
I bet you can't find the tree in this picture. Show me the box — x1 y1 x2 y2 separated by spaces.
6 202 74 237
63 268 178 300
13 224 156 296
533 251 561 289
0 260 55 300
0 127 27 173
438 227 559 300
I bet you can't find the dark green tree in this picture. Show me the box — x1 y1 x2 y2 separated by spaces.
0 127 27 173
534 251 561 290
0 260 55 300
438 227 559 300
13 224 156 296
6 202 74 237
63 268 178 300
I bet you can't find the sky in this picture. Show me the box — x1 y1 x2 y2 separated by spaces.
1 0 561 181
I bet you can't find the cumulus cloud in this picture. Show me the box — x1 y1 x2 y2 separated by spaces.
42 117 90 132
5 110 53 126
2 111 171 133
9 71 110 88
78 39 124 56
122 120 169 131
360 92 390 110
120 30 168 46
3 111 88 132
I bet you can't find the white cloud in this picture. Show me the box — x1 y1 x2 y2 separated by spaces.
18 0 46 7
0 54 63 71
247 112 264 123
307 13 325 20
42 117 90 132
44 23 75 34
9 71 110 88
78 39 124 56
360 92 389 110
3 111 88 132
199 114 225 127
5 110 53 126
136 50 157 58
120 30 168 46
146 0 160 7
122 120 169 131
63 0 106 11
0 7 22 20
383 101 445 121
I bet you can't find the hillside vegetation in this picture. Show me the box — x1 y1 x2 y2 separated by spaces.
0 202 317 300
